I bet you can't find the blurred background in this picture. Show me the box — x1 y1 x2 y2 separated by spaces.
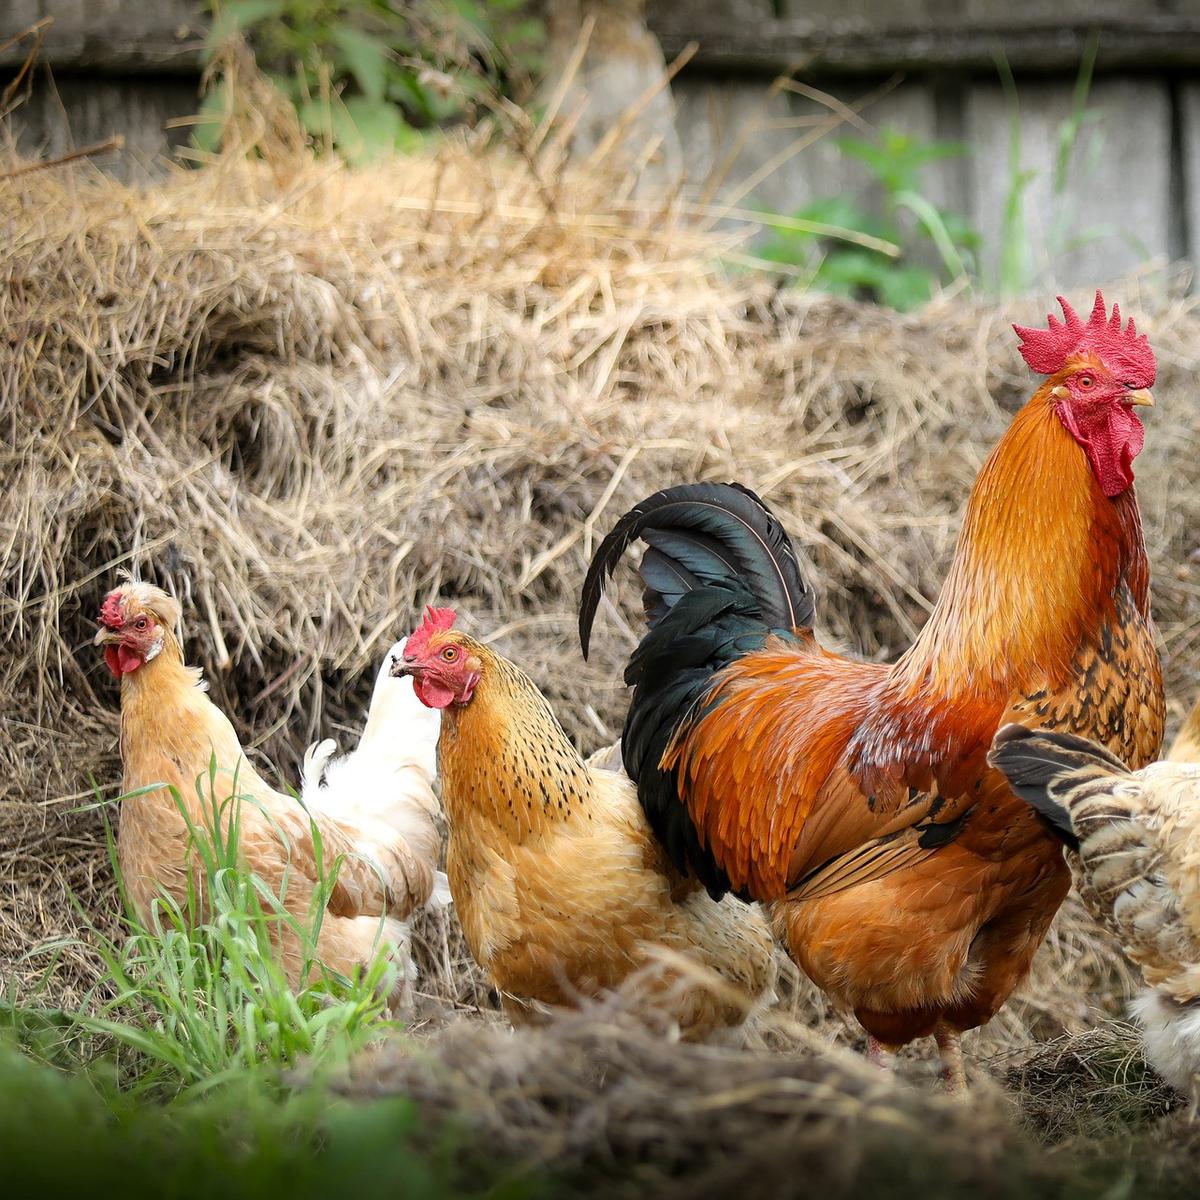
5 0 1200 305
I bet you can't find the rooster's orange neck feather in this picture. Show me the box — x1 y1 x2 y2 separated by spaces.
895 386 1147 701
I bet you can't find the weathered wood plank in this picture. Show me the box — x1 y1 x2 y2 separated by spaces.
0 0 206 72
674 76 947 218
11 76 199 181
964 77 1172 289
1178 84 1200 275
649 11 1200 76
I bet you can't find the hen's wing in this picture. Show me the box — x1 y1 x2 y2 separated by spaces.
991 726 1200 1001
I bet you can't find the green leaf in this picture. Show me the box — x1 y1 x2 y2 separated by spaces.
333 97 421 164
331 26 391 104
191 85 230 155
205 0 285 51
877 265 935 312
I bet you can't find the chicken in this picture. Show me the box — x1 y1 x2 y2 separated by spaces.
393 606 776 1038
989 724 1200 1100
579 292 1164 1087
1168 691 1200 763
95 580 443 998
300 636 450 910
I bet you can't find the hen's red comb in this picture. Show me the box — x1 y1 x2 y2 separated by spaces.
405 605 457 659
99 590 125 629
1013 291 1156 387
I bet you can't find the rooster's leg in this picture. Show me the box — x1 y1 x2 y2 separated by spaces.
866 1036 894 1075
934 1024 967 1093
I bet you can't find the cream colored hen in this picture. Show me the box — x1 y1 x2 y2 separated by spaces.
96 580 443 1000
990 723 1200 1099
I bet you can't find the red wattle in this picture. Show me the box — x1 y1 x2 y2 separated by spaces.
413 677 456 709
104 646 123 678
1056 402 1144 498
118 644 144 674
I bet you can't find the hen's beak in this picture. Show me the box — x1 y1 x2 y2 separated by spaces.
94 626 119 647
1126 387 1154 407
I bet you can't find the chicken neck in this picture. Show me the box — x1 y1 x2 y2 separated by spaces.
437 652 591 841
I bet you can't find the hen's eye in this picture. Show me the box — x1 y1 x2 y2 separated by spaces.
441 646 458 662
1078 375 1094 389
134 616 149 631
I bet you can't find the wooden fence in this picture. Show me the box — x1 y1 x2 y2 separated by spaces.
5 0 1200 288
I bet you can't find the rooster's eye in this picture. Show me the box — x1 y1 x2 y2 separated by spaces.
1078 375 1094 389
441 647 458 662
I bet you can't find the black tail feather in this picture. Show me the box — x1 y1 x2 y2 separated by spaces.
579 483 812 897
579 482 813 660
988 724 1132 851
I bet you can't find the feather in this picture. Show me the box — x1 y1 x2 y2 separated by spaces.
579 481 813 658
988 724 1131 849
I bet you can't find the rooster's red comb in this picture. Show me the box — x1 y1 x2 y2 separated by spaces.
1013 291 1156 387
99 590 125 629
405 605 457 658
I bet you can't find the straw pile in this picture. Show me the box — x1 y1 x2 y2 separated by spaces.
1 73 1199 1187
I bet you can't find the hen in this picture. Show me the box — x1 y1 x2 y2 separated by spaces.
580 293 1165 1086
394 607 776 1037
990 724 1200 1100
301 636 450 909
95 581 442 997
1168 691 1200 763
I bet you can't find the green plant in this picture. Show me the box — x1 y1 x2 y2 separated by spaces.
0 764 546 1198
31 763 399 1097
0 1032 550 1199
996 38 1111 294
201 0 544 162
757 128 978 311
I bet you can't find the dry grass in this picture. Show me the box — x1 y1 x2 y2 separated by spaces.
2 67 1200 1193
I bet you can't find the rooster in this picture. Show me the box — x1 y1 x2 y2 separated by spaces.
393 607 776 1037
579 292 1164 1087
95 580 443 997
990 724 1200 1100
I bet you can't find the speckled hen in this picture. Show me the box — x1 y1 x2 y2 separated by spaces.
395 607 776 1038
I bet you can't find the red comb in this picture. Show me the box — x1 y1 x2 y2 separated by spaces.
99 591 125 629
405 605 457 658
1013 291 1156 387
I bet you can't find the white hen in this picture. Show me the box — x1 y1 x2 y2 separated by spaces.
302 637 449 1005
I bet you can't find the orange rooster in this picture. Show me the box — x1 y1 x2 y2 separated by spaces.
95 580 443 998
394 607 776 1037
579 292 1165 1086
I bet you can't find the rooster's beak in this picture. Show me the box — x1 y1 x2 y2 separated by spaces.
390 655 416 679
1126 387 1154 407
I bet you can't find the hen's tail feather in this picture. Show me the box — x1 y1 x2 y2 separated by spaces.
301 738 338 798
988 724 1132 850
579 482 813 659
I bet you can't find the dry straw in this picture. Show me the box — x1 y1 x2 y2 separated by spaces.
0 52 1198 1172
